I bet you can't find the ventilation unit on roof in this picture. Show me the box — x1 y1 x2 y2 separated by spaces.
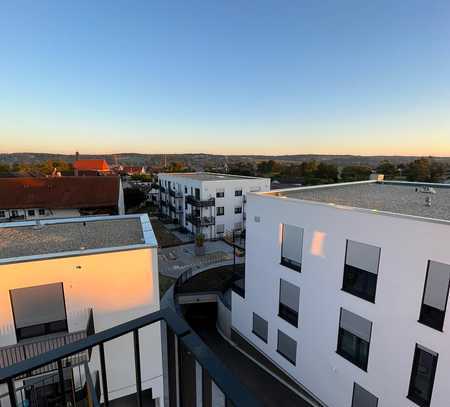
415 186 436 194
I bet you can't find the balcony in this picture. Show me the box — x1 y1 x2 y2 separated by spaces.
0 309 94 376
186 195 215 207
168 189 183 198
0 308 262 407
186 213 215 226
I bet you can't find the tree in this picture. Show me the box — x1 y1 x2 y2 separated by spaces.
340 165 372 182
430 161 446 182
405 158 430 182
257 160 280 175
124 188 147 210
0 163 10 173
315 162 338 182
376 161 398 179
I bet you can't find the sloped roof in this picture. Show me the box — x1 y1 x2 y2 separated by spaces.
74 159 110 171
0 177 120 209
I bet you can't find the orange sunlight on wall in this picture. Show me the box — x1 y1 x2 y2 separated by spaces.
0 248 155 328
310 231 327 257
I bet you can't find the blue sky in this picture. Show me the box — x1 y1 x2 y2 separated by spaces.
1 0 449 155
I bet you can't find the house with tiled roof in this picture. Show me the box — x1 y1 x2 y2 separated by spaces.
0 176 124 222
73 159 111 176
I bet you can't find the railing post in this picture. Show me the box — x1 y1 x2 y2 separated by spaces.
57 359 67 405
99 343 109 407
133 330 143 407
7 379 17 407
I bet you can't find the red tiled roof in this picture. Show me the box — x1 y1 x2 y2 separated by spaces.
0 177 120 209
73 159 110 171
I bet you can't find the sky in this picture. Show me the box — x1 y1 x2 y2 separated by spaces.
0 0 449 156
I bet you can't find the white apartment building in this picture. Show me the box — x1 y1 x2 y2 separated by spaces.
232 180 450 407
157 172 270 239
0 214 163 406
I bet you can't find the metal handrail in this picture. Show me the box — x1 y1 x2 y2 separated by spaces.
0 307 262 407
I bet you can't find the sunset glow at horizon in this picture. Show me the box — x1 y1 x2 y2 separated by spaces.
1 1 449 156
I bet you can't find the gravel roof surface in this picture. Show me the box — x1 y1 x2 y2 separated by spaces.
278 182 450 221
0 218 145 259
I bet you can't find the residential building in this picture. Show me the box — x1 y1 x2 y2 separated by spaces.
120 166 147 176
0 214 163 405
157 172 270 239
0 176 125 222
232 180 450 407
73 154 111 176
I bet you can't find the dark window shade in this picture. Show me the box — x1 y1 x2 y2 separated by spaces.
279 279 300 327
352 383 378 407
408 345 438 407
337 308 372 371
281 224 303 271
10 283 66 329
277 330 297 365
252 313 268 343
419 261 450 331
342 240 381 302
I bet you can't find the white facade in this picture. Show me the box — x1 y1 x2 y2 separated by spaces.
0 214 163 405
232 182 450 407
158 172 270 239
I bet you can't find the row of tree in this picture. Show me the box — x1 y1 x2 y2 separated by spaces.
227 158 448 185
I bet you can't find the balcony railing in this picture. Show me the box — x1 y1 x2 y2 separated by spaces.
168 189 183 198
0 309 94 377
186 213 215 226
0 307 261 407
186 195 215 207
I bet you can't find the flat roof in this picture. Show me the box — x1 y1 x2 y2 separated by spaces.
0 215 156 261
269 181 450 222
158 172 267 182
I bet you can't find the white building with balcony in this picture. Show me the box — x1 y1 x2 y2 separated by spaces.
157 172 270 239
0 214 163 406
232 180 450 407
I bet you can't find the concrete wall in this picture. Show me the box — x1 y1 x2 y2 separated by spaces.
0 247 163 402
232 192 450 407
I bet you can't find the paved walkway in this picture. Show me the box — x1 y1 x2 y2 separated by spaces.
158 240 244 278
188 319 314 407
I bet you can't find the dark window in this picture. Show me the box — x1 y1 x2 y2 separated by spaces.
408 345 438 407
0 210 5 217
216 190 225 198
38 209 45 216
278 279 300 327
216 207 224 216
235 189 242 197
234 207 242 214
27 210 35 217
352 383 378 407
342 240 381 302
419 261 450 331
11 210 19 217
252 313 268 343
280 224 303 272
336 308 372 371
277 330 297 365
184 186 187 194
10 283 68 341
